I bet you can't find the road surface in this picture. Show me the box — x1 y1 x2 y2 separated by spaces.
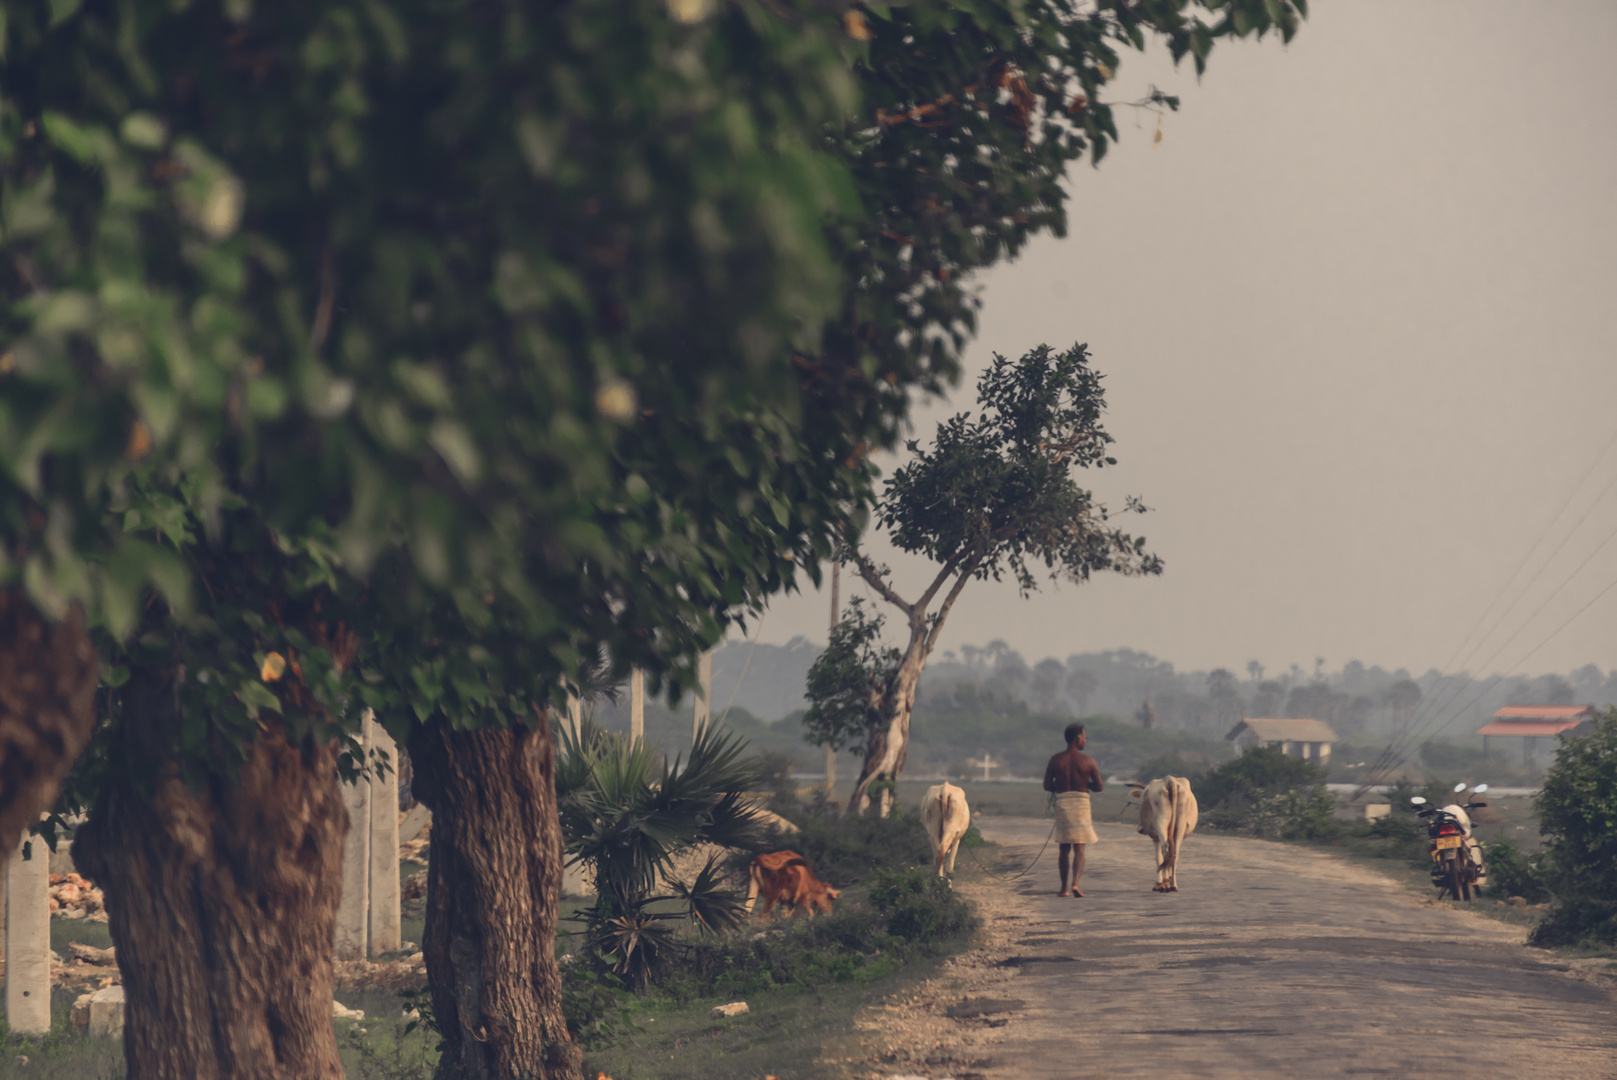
854 816 1617 1080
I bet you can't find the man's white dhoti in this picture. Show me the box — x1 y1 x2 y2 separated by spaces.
1054 790 1099 845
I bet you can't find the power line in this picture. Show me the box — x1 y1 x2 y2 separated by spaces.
1414 568 1617 747
1357 428 1617 790
1393 461 1617 747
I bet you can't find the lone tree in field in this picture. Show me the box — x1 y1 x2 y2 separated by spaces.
840 344 1162 814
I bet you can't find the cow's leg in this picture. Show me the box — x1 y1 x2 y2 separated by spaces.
1154 835 1169 891
946 840 959 875
744 867 761 915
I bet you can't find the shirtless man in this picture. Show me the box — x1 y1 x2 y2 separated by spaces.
1043 722 1103 897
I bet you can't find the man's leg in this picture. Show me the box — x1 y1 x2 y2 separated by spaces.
1057 843 1072 896
1071 843 1087 897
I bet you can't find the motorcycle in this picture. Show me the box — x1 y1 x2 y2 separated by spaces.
1410 783 1489 902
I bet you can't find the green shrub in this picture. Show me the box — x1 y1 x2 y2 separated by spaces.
868 867 976 942
1367 811 1425 844
781 804 935 886
1244 785 1340 841
1529 708 1617 948
560 959 635 1050
1191 746 1336 838
1483 839 1553 904
665 867 978 1000
1195 745 1328 809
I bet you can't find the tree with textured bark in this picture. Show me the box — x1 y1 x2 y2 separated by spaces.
2 0 871 1074
845 344 1162 815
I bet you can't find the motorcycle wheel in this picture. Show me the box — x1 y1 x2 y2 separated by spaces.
1446 863 1465 902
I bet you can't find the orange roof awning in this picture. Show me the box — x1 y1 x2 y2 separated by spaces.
1491 705 1595 721
1477 719 1590 737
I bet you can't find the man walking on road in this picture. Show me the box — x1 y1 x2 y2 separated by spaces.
1044 722 1103 897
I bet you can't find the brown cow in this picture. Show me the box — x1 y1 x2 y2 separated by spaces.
743 850 841 920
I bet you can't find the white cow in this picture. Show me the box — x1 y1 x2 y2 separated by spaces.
1127 775 1198 892
920 783 971 877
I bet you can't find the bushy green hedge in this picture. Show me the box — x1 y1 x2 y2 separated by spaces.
1189 746 1339 840
760 790 937 886
662 867 977 1002
1482 839 1554 905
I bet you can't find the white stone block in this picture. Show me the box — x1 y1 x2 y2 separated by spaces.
399 804 432 845
87 985 124 1039
5 836 51 1034
367 712 402 957
710 1001 749 1018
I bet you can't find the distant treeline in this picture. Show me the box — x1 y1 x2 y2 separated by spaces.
665 637 1617 757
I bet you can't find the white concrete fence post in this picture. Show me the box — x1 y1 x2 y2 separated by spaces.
5 833 51 1034
693 650 712 742
630 667 645 743
366 712 402 957
336 710 405 962
826 561 840 789
335 721 372 961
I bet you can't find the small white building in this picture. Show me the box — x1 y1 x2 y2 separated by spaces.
1226 718 1341 764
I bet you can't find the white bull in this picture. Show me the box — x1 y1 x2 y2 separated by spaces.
920 782 971 877
1127 775 1198 892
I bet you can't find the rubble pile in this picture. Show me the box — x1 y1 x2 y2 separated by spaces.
401 870 427 901
49 873 108 922
333 951 428 991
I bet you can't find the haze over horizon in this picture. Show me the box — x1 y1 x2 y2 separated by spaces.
746 0 1617 679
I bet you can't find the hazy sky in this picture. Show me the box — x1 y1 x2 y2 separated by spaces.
751 0 1617 678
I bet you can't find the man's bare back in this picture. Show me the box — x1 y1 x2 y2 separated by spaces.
1043 746 1103 795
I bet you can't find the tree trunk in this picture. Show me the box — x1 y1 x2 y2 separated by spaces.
72 667 347 1080
408 711 580 1080
0 590 99 850
849 644 928 817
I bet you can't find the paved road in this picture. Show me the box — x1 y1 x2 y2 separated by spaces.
958 816 1617 1080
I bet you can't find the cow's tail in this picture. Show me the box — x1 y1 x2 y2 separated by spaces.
938 790 952 846
1162 779 1178 874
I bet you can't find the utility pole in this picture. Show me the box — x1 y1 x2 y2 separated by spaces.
825 563 840 790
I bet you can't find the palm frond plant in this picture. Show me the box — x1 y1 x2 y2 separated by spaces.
556 715 766 986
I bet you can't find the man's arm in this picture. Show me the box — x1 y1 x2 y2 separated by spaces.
1043 756 1057 793
1087 758 1104 793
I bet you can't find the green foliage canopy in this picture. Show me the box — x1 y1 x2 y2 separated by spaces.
803 595 897 757
1531 707 1617 945
875 344 1162 596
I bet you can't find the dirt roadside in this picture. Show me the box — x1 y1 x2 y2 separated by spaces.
844 816 1617 1080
